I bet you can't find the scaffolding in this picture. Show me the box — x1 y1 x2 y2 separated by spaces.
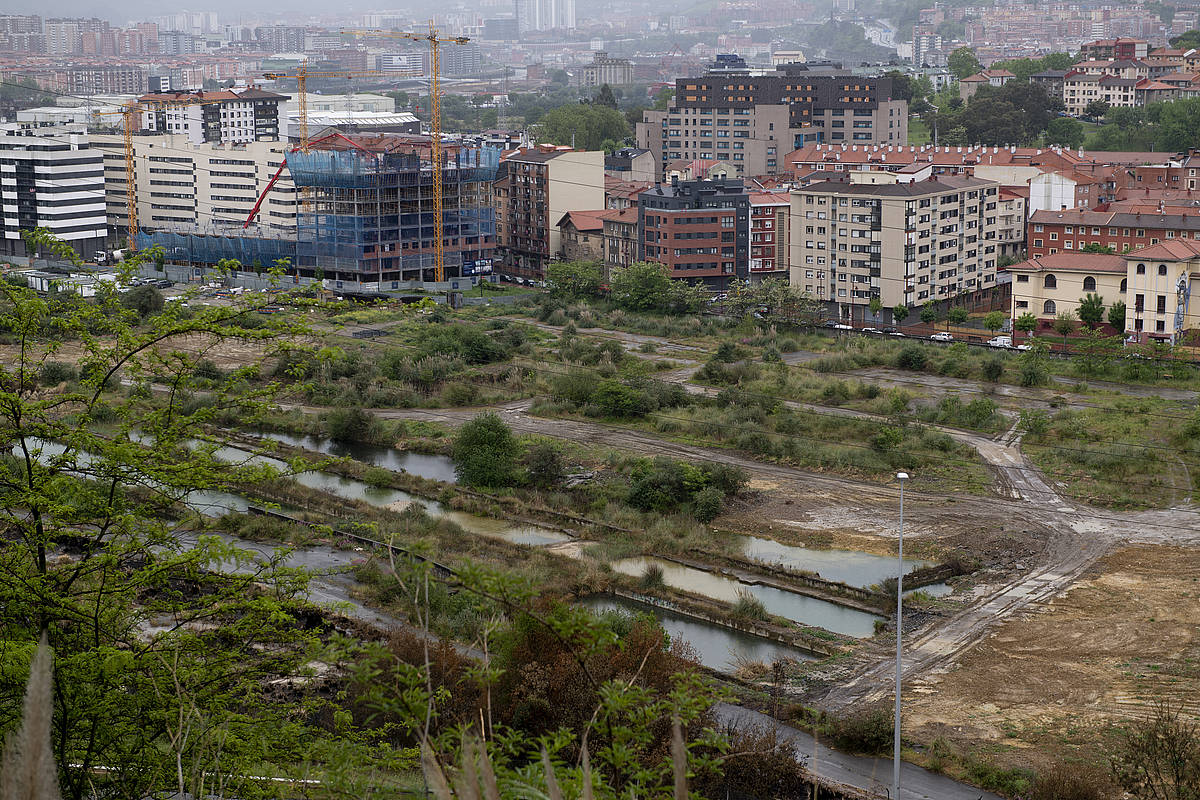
288 144 500 282
137 227 297 269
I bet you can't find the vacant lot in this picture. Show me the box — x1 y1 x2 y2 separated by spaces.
903 544 1200 774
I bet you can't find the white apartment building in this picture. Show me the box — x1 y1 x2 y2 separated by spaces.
92 133 298 239
137 88 288 146
0 122 107 258
790 170 1002 321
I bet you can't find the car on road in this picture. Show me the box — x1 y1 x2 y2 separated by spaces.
832 323 854 331
860 327 881 335
1013 343 1031 351
987 335 1013 348
888 330 907 337
930 331 954 342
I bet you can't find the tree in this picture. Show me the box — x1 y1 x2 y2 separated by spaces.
947 306 968 329
608 261 705 313
869 296 883 320
1170 29 1200 49
892 304 909 324
120 285 164 318
1080 242 1115 254
452 412 520 487
1053 309 1077 348
536 103 630 151
545 260 604 299
1084 99 1110 119
548 68 569 85
1077 292 1106 328
1045 116 1085 148
1108 299 1127 331
594 83 618 109
883 70 919 103
920 302 938 325
948 46 983 80
984 310 1006 335
1111 701 1200 800
1015 312 1038 337
0 230 346 800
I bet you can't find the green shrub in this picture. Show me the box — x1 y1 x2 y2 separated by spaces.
324 406 378 443
730 590 769 621
1027 764 1107 800
442 382 479 406
895 345 927 371
981 357 1005 382
762 345 782 363
38 361 77 386
363 466 393 488
871 427 903 452
826 706 893 755
640 562 665 589
524 441 565 488
714 341 741 362
195 359 223 382
451 412 520 487
692 485 724 522
591 379 651 417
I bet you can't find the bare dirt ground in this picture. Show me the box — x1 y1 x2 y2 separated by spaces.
903 544 1200 773
0 333 270 371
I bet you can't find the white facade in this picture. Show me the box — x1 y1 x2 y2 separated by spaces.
92 133 298 236
0 122 107 257
1028 171 1079 215
515 0 576 32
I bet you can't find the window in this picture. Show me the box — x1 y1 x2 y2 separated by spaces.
1083 276 1096 291
1136 263 1146 275
1043 300 1056 314
1044 274 1057 288
1158 264 1168 276
1016 274 1029 283
1157 295 1167 313
1120 278 1127 292
1033 238 1043 248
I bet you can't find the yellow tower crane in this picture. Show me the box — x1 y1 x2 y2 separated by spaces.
341 25 471 282
99 95 226 251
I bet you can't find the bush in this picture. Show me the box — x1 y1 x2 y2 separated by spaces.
640 562 665 589
195 359 223 382
1027 764 1107 800
591 379 652 417
451 412 520 487
524 441 565 488
363 466 393 488
826 706 893 755
714 341 741 362
762 345 782 363
121 285 164 318
441 382 479 406
981 357 1005 382
324 406 377 443
692 485 724 522
730 590 769 621
871 426 904 452
895 345 927 371
39 361 77 386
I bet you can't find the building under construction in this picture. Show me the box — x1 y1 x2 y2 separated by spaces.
140 132 500 291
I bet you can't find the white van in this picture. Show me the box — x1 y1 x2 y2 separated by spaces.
987 336 1012 348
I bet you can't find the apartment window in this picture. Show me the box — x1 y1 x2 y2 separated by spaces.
1050 233 1058 240
1083 276 1096 291
1016 274 1029 282
1157 320 1166 332
1033 224 1044 232
1044 274 1057 288
1135 293 1145 311
1159 264 1168 276
1044 300 1056 314
1136 263 1146 274
1033 239 1043 248
1157 295 1167 313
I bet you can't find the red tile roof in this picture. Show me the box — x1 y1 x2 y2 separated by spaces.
1004 252 1128 273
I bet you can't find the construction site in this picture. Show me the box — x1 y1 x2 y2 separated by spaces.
140 133 500 291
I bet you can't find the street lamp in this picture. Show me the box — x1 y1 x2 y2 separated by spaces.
893 471 909 800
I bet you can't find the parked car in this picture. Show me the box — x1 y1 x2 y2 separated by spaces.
881 327 898 334
987 336 1013 348
1013 343 1031 351
888 330 907 337
832 323 854 331
860 327 881 335
930 331 954 342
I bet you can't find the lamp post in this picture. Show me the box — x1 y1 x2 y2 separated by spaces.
893 471 909 800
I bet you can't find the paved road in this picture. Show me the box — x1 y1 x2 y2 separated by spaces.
715 703 1003 800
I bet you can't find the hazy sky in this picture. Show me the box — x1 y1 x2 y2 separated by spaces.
7 0 424 22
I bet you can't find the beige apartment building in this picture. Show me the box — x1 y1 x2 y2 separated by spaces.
494 145 604 280
93 133 297 239
790 169 1002 322
1007 241 1200 343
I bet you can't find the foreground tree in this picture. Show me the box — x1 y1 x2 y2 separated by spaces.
0 229 337 799
1078 292 1106 328
452 412 520 487
608 261 707 314
1111 701 1200 799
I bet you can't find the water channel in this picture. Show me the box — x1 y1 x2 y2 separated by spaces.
740 535 935 589
579 595 816 672
252 431 458 483
610 556 884 638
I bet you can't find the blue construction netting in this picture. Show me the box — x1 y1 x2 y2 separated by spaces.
287 145 502 188
138 231 298 267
